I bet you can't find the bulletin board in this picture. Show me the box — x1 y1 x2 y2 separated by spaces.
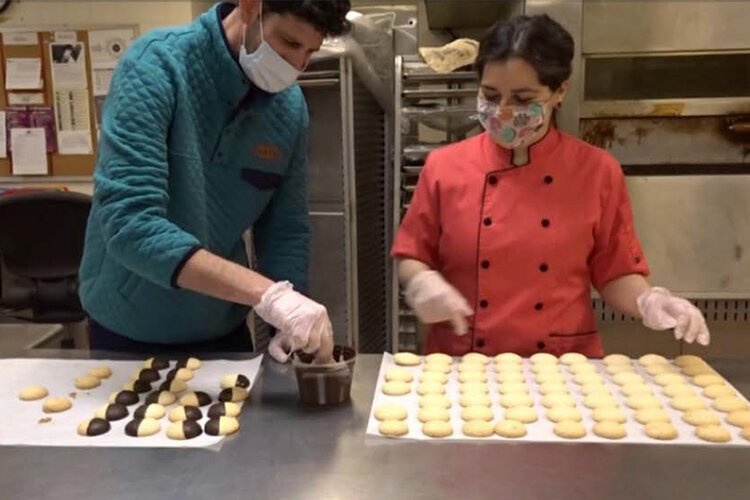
0 26 138 178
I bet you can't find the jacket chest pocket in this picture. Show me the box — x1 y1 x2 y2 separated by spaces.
241 168 284 191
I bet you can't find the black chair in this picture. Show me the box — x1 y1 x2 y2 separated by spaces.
0 191 91 333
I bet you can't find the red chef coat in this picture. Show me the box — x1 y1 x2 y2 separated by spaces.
392 129 649 357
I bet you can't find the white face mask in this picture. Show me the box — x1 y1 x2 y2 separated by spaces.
239 14 300 93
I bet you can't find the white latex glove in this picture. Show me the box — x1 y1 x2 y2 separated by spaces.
636 287 710 346
404 270 473 335
254 281 334 363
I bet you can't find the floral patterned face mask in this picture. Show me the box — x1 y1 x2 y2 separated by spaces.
476 95 549 149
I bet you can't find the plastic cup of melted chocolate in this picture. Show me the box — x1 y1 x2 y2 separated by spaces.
292 345 356 406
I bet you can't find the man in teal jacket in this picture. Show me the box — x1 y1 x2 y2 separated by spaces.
79 0 351 362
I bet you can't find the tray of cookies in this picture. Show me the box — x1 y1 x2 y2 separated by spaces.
366 352 750 445
1 355 262 448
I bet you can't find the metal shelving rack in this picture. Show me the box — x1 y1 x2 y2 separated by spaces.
389 55 481 352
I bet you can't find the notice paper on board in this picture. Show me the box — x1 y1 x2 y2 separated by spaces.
0 112 6 159
10 128 48 175
53 89 92 154
5 58 43 90
50 43 88 89
88 28 135 69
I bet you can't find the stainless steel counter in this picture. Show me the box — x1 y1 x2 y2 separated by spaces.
1 351 749 500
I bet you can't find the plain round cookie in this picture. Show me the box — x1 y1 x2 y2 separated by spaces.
593 407 626 424
394 352 421 366
462 420 494 438
671 395 707 412
613 372 644 386
713 396 749 413
682 363 715 377
18 385 48 401
374 403 408 421
627 394 662 410
593 421 627 440
497 371 525 384
653 373 684 387
88 367 113 379
645 363 681 376
382 381 411 396
385 368 414 383
74 375 101 390
546 407 582 423
539 382 569 395
461 406 494 422
742 427 750 442
620 383 652 397
605 364 635 375
532 363 561 375
692 374 725 388
419 395 451 409
425 353 452 365
500 393 534 409
42 396 72 413
378 419 409 437
499 382 529 395
460 393 491 408
417 382 446 396
695 424 731 443
460 382 489 394
494 353 523 364
458 363 486 373
462 353 489 365
423 363 452 374
530 352 558 365
535 372 566 385
573 373 604 386
458 371 487 384
674 355 704 367
568 363 598 376
560 352 588 365
682 409 721 426
638 354 668 366
702 384 735 399
581 382 610 396
422 420 452 438
645 421 678 440
418 407 450 423
603 354 630 366
635 408 671 425
554 420 587 439
663 383 695 398
584 394 619 410
166 421 203 440
726 410 750 428
419 372 448 384
505 406 538 423
495 419 527 438
542 393 576 409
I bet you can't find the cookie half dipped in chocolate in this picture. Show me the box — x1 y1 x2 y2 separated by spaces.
218 387 249 403
124 418 161 437
168 405 203 422
207 402 242 418
167 421 203 440
123 379 152 394
176 357 201 370
133 368 161 383
109 390 140 406
220 374 250 390
134 403 166 420
204 416 240 436
145 390 177 406
94 403 129 421
77 418 111 437
179 391 211 407
159 379 187 394
166 367 194 382
143 357 170 370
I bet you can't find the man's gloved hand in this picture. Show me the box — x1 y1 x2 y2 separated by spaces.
404 270 473 335
255 281 334 363
637 287 710 346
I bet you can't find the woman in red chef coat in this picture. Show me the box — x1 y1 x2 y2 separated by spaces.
392 14 709 357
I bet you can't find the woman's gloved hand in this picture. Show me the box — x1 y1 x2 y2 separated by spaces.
404 270 473 335
637 287 710 346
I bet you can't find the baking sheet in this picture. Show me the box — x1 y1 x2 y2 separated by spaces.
0 356 262 448
366 353 750 446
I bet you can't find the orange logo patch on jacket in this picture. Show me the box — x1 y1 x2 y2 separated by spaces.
254 143 281 162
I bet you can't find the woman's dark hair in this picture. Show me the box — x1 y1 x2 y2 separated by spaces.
475 14 574 91
263 0 351 37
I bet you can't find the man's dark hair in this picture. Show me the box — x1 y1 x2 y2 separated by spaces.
476 14 574 91
263 0 351 37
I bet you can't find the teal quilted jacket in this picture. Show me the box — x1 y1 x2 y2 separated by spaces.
79 3 310 343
